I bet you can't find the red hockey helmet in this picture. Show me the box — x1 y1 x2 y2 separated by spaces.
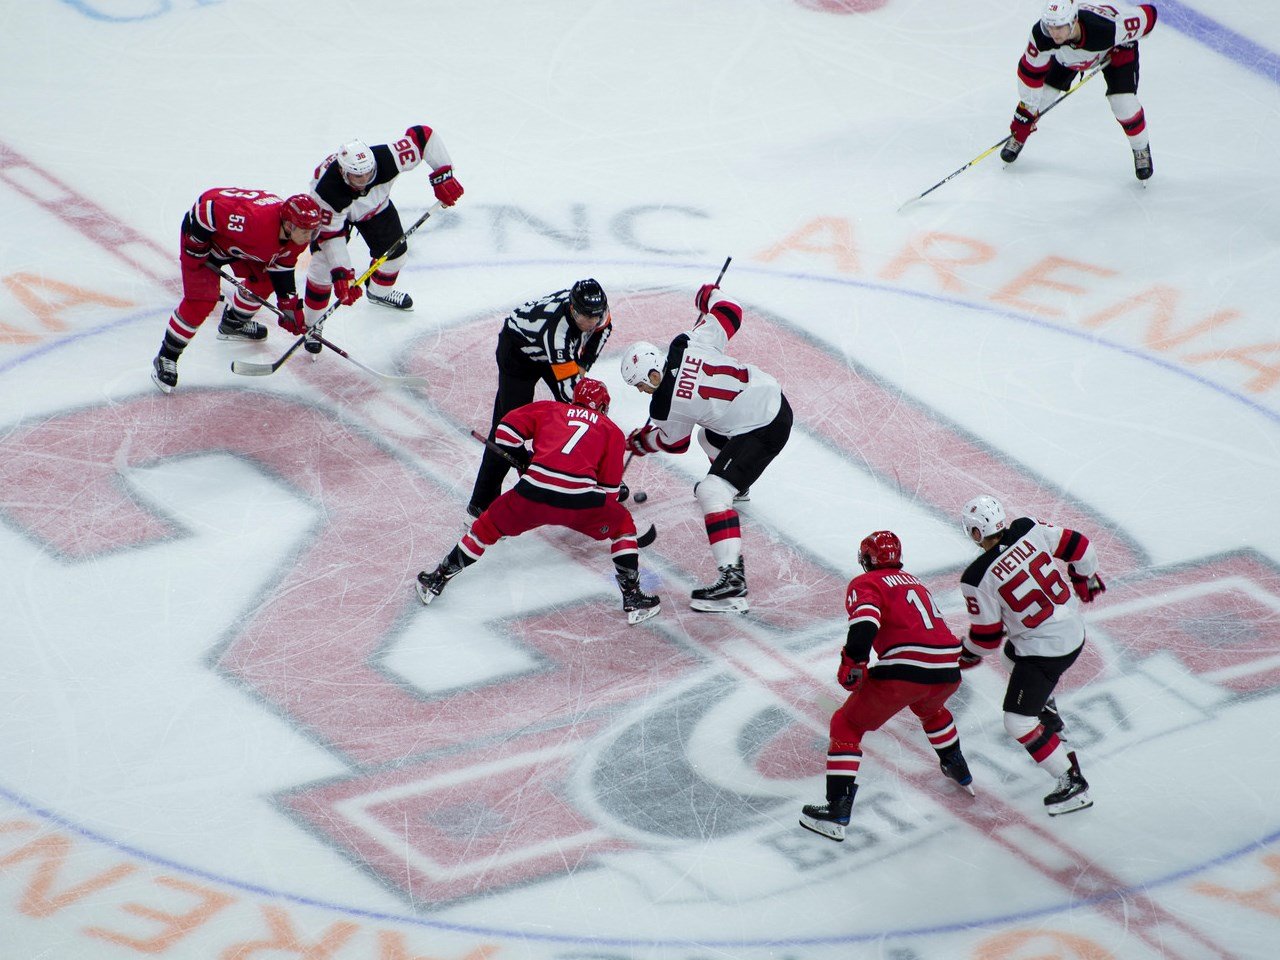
281 194 322 234
859 530 903 571
572 377 610 415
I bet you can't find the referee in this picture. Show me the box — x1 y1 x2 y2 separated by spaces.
466 279 612 517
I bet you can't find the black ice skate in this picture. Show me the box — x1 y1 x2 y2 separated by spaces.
367 288 414 311
1044 752 1093 816
690 557 748 613
733 487 751 503
216 308 268 342
415 560 461 606
304 333 322 355
1133 145 1153 181
938 744 975 796
151 355 178 394
1000 136 1026 163
617 572 661 625
799 794 854 843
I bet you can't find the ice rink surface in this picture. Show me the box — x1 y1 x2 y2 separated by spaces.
2 1 1279 958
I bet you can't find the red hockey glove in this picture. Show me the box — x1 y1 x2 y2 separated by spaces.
1069 568 1106 603
429 165 463 206
1009 101 1038 144
837 650 866 691
959 650 984 670
276 295 307 335
330 267 363 306
694 283 720 315
182 233 211 262
626 425 659 457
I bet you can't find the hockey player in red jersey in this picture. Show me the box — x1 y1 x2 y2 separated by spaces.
150 189 321 393
416 378 661 625
1003 0 1158 179
303 125 463 334
958 495 1107 816
800 531 971 842
620 284 792 614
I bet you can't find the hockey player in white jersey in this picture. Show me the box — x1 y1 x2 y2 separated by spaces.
958 495 1106 815
1003 0 1159 179
620 284 792 613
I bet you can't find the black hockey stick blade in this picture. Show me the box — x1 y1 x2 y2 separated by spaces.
230 335 308 376
637 524 657 548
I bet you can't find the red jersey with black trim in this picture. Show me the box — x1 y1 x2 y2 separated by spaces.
184 188 307 272
845 568 962 684
494 400 626 509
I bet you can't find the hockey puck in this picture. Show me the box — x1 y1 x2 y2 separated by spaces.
632 490 648 503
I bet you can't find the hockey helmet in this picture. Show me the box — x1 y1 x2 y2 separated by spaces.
859 530 903 572
620 341 663 387
572 377 610 415
336 139 377 187
1041 0 1078 28
570 278 608 319
961 495 1007 542
281 194 322 234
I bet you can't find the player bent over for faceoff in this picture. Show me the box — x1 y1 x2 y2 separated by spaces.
1003 0 1158 180
416 378 660 625
151 190 321 393
800 531 971 842
303 125 463 344
959 495 1107 816
620 284 792 613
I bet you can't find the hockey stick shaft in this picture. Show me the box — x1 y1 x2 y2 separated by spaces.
624 255 733 471
898 58 1110 211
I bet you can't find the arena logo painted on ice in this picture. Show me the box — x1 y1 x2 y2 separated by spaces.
1 275 1277 958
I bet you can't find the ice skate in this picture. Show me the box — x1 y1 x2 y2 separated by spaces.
216 308 268 342
415 560 461 606
151 355 177 394
1133 145 1153 181
367 287 414 311
617 572 661 625
938 745 975 796
1045 752 1092 816
733 487 751 503
304 332 323 355
799 794 854 842
1000 136 1025 164
690 557 748 613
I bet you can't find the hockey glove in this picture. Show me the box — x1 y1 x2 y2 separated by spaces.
330 267 363 306
837 650 866 691
959 650 984 670
276 295 308 335
1009 101 1038 144
626 425 660 458
1069 568 1106 603
694 283 720 315
617 481 630 504
182 233 211 263
429 165 464 206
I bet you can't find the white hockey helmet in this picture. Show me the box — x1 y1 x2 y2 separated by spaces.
336 139 376 187
1041 0 1078 28
620 341 663 387
961 495 1007 541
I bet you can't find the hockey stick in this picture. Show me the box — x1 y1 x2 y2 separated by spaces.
898 58 1110 211
624 255 733 472
212 267 427 387
468 428 655 546
227 200 448 375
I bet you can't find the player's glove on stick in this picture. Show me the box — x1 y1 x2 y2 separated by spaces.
626 425 660 458
837 650 866 692
331 267 363 306
694 283 720 315
1069 567 1106 603
1009 101 1038 144
276 295 307 335
429 165 463 206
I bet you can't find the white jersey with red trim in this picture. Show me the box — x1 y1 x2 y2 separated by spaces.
960 516 1100 659
646 295 783 452
1017 3 1157 104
